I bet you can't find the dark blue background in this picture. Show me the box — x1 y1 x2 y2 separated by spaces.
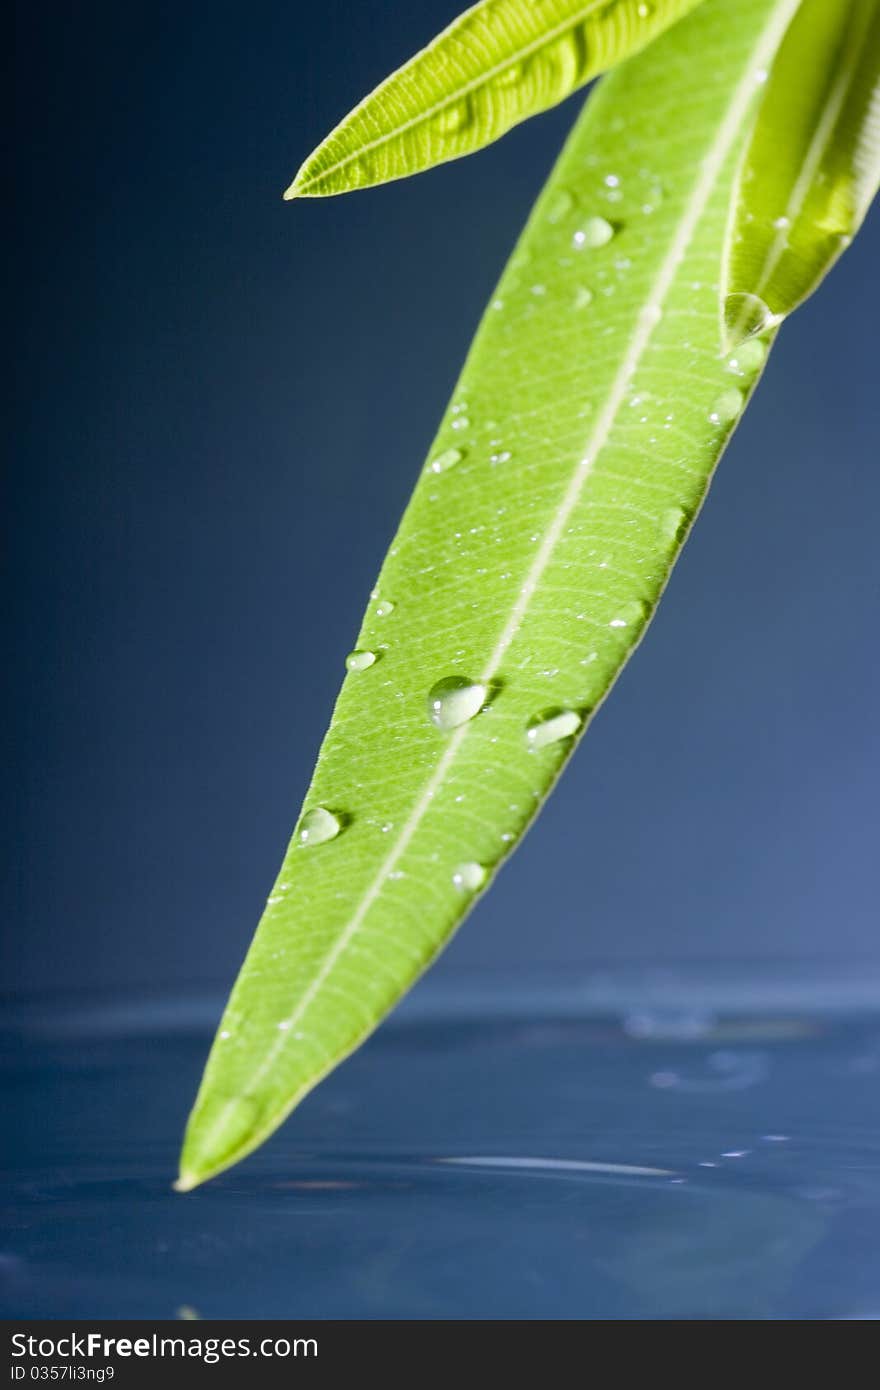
8 0 879 996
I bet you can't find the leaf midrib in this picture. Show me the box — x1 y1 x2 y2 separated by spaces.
232 0 799 1110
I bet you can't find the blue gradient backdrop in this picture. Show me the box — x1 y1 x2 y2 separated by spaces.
8 1 879 994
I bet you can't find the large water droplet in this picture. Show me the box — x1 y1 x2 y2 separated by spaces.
708 387 744 425
724 338 766 377
427 677 487 731
526 709 582 750
375 599 395 617
723 292 781 348
298 806 342 846
345 649 376 672
452 861 487 892
428 447 464 474
572 216 616 249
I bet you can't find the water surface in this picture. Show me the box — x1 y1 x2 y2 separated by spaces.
3 966 879 1319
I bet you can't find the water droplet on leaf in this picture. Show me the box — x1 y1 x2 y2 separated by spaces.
499 61 523 87
526 709 582 750
428 447 464 474
436 100 470 134
609 600 647 630
298 806 342 846
723 292 781 348
452 861 487 891
725 338 765 376
546 188 574 224
346 649 376 672
708 387 744 425
375 599 395 617
428 677 487 731
659 506 689 545
572 216 616 249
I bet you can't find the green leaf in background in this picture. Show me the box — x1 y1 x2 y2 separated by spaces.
284 0 706 198
178 0 800 1191
723 0 880 349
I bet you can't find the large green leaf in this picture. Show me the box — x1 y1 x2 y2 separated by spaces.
178 0 800 1191
285 0 706 198
723 0 880 348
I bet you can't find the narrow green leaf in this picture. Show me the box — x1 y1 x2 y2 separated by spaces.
285 0 706 198
723 0 880 348
179 0 799 1191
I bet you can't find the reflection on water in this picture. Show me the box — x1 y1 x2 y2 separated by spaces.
2 970 880 1319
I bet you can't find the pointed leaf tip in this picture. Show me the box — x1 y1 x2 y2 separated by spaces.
180 0 800 1185
288 0 707 198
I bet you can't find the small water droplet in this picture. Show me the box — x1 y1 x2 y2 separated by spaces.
573 285 593 309
639 176 664 214
490 449 512 464
609 600 646 630
572 216 616 249
451 416 470 431
637 1 654 15
436 99 470 134
452 861 487 891
723 291 782 348
427 676 488 731
298 806 342 846
546 188 574 223
346 649 376 672
772 215 790 230
428 447 464 474
375 599 395 617
725 338 766 376
219 1029 231 1040
659 506 689 545
526 708 582 750
708 387 744 425
499 60 523 87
